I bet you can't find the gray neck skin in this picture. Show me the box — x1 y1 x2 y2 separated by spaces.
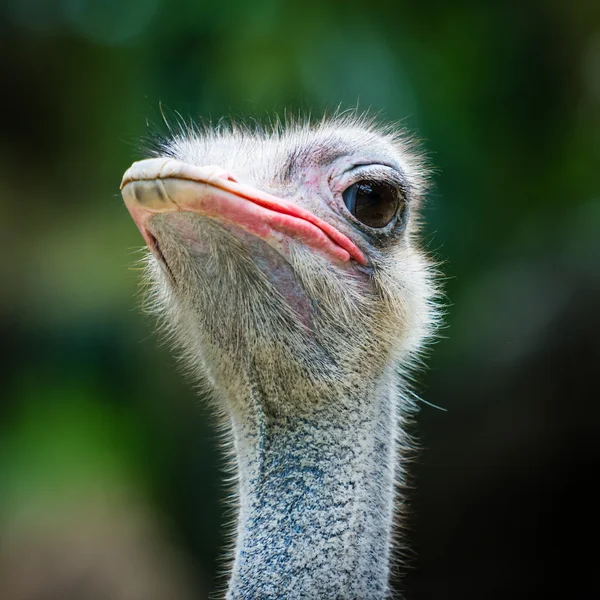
225 370 400 600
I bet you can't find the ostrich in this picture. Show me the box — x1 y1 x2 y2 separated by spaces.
120 114 439 600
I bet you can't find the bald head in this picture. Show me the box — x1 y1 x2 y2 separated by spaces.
151 115 427 210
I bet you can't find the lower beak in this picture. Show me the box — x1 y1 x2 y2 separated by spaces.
120 158 367 266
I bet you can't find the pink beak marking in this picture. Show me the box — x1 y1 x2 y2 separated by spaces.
120 158 367 266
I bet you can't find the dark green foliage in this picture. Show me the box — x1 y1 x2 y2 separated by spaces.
0 1 598 597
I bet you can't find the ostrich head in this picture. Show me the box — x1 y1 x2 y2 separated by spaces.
121 114 438 600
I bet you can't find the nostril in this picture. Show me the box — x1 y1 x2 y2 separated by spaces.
217 172 238 182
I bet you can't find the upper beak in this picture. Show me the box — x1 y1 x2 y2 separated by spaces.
120 158 367 266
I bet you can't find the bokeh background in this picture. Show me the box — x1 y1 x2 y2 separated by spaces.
1 1 599 598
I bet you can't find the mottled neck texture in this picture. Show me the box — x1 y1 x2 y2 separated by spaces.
226 370 400 600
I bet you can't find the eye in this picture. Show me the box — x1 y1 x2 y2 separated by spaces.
342 180 403 228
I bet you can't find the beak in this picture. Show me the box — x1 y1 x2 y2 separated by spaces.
120 158 367 265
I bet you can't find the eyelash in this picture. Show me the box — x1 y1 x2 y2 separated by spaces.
332 165 405 195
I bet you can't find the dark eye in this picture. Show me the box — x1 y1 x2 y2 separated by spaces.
342 180 403 228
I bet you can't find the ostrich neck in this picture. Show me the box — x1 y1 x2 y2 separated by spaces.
225 368 401 600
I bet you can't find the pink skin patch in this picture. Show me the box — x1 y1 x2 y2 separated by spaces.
120 158 367 267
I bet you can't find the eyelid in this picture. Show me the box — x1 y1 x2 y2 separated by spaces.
337 164 409 199
344 162 399 176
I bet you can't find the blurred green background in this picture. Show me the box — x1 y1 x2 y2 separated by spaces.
1 0 599 598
